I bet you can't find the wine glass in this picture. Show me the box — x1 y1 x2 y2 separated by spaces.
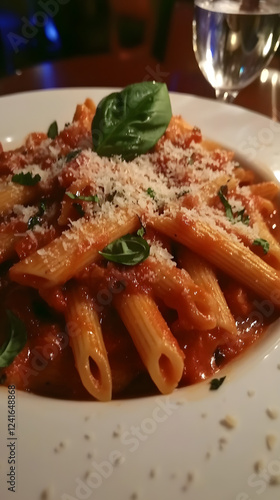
192 0 280 103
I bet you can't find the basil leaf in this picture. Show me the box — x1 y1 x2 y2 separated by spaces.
253 238 269 255
92 82 172 161
47 121 58 139
0 311 27 368
99 234 150 266
209 376 226 391
66 192 99 203
65 149 82 163
146 187 156 200
12 172 41 186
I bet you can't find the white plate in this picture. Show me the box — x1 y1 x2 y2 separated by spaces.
1 88 280 500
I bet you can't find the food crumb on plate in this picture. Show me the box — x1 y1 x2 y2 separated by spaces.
269 475 280 485
112 424 123 438
218 436 228 451
40 486 54 500
266 434 278 450
254 459 265 474
84 432 96 441
220 414 237 429
149 466 160 479
53 440 70 453
181 471 196 491
247 389 255 397
266 408 279 420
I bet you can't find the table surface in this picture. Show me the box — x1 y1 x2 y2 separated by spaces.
0 1 279 121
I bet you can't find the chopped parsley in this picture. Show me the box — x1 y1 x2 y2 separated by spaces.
146 187 156 200
66 192 99 203
209 376 226 391
253 238 269 255
137 226 145 238
218 185 249 225
12 172 41 186
27 200 47 230
65 149 82 163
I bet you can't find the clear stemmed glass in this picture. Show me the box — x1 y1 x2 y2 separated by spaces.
192 0 280 103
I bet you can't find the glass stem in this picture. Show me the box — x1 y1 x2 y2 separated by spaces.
215 89 239 103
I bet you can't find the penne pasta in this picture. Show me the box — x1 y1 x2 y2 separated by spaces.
150 213 280 306
0 181 39 216
66 285 112 402
147 260 217 330
10 211 140 288
114 292 184 394
177 246 237 335
1 86 280 401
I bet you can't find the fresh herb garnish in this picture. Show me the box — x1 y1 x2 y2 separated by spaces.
235 208 250 225
27 215 41 230
65 149 82 163
218 185 249 225
253 238 269 255
73 203 85 217
47 121 58 139
91 82 172 161
218 185 234 221
12 172 41 186
0 311 27 368
209 376 226 391
146 187 156 200
177 190 189 198
99 233 150 266
137 226 145 238
66 192 99 203
27 200 47 230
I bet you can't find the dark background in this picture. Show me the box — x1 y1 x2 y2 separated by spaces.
0 0 187 77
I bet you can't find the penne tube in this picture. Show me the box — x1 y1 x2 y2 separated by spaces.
10 211 140 288
148 261 217 330
177 246 237 335
114 292 184 395
150 213 280 306
0 232 17 264
0 181 39 216
196 174 237 205
249 181 280 200
66 285 112 401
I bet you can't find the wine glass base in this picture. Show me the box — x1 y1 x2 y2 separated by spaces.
215 89 239 103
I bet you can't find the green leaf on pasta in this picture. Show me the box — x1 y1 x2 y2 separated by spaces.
0 311 27 368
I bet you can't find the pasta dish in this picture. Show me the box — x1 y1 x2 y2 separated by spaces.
0 83 279 401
